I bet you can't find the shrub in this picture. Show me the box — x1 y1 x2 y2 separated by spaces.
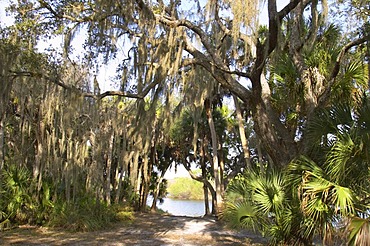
48 194 117 232
0 165 32 228
113 204 135 222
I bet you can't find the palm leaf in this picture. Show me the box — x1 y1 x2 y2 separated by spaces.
343 60 368 89
331 185 355 216
356 95 370 137
305 103 354 149
222 200 258 230
303 173 356 217
226 173 251 198
287 156 326 192
347 217 370 246
251 170 286 216
325 132 354 183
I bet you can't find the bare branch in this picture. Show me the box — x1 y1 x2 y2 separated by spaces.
330 35 370 80
9 70 158 100
277 0 306 22
318 34 370 106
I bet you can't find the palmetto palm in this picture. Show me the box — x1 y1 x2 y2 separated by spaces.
223 17 369 242
291 95 370 245
223 169 310 245
0 165 31 226
224 99 370 244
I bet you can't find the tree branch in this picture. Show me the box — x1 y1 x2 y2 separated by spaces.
38 0 90 22
182 159 216 195
330 35 370 80
9 71 157 100
318 34 370 106
277 0 305 22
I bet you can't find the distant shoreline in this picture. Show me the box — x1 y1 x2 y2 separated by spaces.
166 195 205 201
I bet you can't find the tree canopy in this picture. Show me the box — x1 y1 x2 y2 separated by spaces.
0 0 369 243
5 0 368 164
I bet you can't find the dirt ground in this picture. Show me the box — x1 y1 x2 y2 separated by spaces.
0 213 268 245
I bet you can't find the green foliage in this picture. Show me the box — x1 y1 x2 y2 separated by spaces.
224 160 363 245
224 96 370 245
1 0 368 239
0 165 58 229
304 24 341 77
149 171 168 204
115 210 135 222
111 204 135 223
347 217 370 246
48 194 118 232
0 165 133 232
167 177 204 200
223 170 305 244
0 165 32 227
222 200 257 231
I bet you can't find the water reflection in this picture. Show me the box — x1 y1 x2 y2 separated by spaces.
147 197 212 217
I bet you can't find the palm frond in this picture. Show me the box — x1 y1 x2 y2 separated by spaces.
297 217 319 245
305 103 354 150
325 132 354 183
304 24 341 77
347 217 370 246
302 172 356 218
331 185 356 216
222 200 258 230
226 173 251 198
252 170 286 216
343 60 368 89
356 95 370 135
287 156 326 191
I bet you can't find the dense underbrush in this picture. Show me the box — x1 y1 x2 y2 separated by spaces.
0 165 134 232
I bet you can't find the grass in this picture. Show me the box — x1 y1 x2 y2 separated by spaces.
47 197 135 232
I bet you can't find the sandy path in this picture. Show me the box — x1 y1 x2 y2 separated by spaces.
0 213 267 245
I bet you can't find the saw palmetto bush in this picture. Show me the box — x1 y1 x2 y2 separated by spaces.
224 96 370 245
223 169 311 245
0 165 32 228
48 192 118 232
0 165 119 232
0 165 56 229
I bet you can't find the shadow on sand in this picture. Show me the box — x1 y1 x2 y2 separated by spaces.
0 213 267 245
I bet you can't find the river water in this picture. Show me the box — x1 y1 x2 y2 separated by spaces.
147 197 211 217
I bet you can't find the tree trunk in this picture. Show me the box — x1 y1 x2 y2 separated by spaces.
133 151 142 211
0 118 4 174
200 139 210 216
203 146 218 215
204 99 223 216
115 126 128 204
202 168 210 216
203 183 210 215
0 55 14 175
233 95 251 169
34 109 45 186
218 140 225 195
139 154 151 211
150 174 164 212
86 131 96 192
250 71 299 167
257 139 264 174
0 118 6 205
130 136 141 193
105 131 114 205
183 160 216 215
34 136 44 192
